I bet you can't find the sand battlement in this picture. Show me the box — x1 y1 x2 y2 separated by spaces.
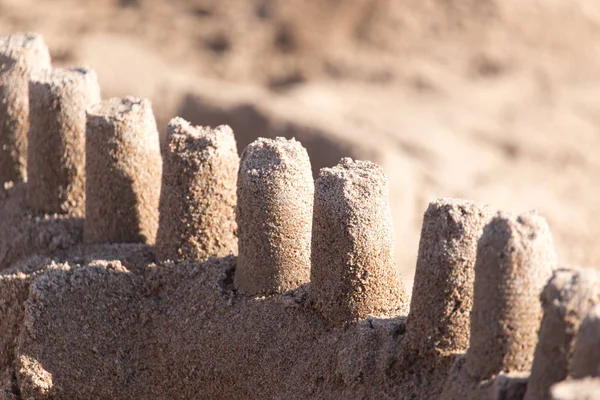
1 32 600 399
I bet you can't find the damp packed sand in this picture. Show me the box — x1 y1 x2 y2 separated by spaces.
2 1 600 399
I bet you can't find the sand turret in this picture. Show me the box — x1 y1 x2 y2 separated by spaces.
0 33 51 184
156 117 238 262
234 137 313 295
309 158 407 324
524 268 600 400
465 211 557 380
405 198 490 359
27 67 100 216
84 96 162 244
571 304 600 379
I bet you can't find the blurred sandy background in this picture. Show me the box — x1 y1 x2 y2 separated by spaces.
1 0 600 288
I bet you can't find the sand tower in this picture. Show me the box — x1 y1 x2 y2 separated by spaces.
310 157 407 324
27 67 100 216
156 117 239 262
405 198 490 360
524 268 600 400
234 137 313 295
571 304 600 379
0 33 51 184
84 96 162 244
465 211 557 380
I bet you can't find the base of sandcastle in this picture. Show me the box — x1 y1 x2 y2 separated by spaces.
10 256 438 400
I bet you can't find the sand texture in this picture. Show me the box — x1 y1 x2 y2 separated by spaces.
235 137 313 295
310 158 407 324
0 33 51 184
84 96 162 245
441 212 557 400
524 268 600 400
405 198 490 361
15 258 415 399
0 183 83 270
0 168 595 400
27 67 101 216
571 304 600 379
156 118 238 262
1 1 600 397
465 211 557 380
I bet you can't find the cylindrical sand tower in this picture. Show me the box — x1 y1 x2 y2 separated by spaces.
465 211 556 380
27 67 101 216
84 96 162 244
406 198 490 359
524 268 600 400
234 137 313 295
156 117 239 262
310 157 407 324
571 304 600 379
0 33 51 184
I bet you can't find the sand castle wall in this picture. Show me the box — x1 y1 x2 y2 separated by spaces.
0 182 83 270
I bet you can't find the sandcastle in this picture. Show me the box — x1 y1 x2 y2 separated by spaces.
2 32 600 399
